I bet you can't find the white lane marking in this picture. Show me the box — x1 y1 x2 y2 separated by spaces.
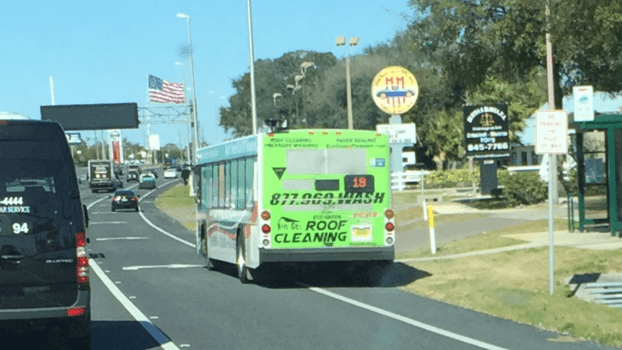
122 264 204 271
96 237 149 241
305 285 508 350
90 261 180 350
90 221 128 225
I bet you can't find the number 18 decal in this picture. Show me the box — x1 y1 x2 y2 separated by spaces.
13 222 28 234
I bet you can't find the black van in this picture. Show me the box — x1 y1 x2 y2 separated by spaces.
0 120 90 348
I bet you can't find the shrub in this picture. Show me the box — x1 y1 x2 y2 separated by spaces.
425 168 479 188
503 172 548 206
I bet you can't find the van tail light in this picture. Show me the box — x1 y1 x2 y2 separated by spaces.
76 232 89 284
67 308 85 317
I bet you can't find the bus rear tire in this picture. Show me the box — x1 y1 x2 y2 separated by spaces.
236 233 250 284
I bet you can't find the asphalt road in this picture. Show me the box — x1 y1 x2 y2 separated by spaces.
64 169 620 350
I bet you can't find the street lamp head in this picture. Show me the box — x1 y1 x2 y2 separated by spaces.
295 75 304 84
336 36 346 46
349 36 360 47
176 13 189 19
175 62 183 66
273 93 282 99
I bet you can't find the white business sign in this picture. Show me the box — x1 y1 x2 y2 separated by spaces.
376 123 416 144
148 134 160 151
573 85 594 122
535 111 568 155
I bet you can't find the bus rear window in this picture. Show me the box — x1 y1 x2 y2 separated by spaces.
286 149 366 174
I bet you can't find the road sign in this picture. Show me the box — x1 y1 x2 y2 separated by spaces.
371 66 418 115
376 123 416 144
573 85 594 122
535 110 568 154
65 132 81 145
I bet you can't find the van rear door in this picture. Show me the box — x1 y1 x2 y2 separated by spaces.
0 122 84 310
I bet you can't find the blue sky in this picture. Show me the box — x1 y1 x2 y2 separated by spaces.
1 0 414 148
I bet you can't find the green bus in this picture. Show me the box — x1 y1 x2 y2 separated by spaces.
195 129 395 283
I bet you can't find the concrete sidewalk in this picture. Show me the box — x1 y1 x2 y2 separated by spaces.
397 230 622 263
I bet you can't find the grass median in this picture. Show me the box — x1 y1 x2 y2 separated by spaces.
154 183 196 231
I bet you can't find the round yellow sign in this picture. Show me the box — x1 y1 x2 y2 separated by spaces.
371 66 419 115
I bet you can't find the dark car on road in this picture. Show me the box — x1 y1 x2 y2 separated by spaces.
126 170 139 182
0 119 91 349
111 190 140 212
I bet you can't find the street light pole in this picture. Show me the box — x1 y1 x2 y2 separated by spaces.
177 12 199 195
175 61 191 164
336 36 359 129
246 0 259 134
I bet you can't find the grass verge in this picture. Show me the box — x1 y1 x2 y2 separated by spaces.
400 219 622 347
154 183 196 231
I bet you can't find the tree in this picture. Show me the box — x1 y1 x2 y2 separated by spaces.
408 0 622 111
219 51 338 136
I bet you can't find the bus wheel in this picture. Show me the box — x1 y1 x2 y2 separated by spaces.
236 233 250 284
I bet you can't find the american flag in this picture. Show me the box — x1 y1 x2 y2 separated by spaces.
148 75 185 104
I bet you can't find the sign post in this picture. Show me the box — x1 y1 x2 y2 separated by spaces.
535 110 568 295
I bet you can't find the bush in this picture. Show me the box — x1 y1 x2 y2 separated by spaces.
425 168 479 188
503 172 548 206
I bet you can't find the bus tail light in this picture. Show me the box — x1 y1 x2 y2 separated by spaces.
76 232 89 284
385 222 395 232
261 210 270 220
261 224 271 234
384 209 394 219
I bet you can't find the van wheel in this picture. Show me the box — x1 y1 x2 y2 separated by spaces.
236 233 250 284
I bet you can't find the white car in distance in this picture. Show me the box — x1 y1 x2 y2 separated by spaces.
163 168 177 179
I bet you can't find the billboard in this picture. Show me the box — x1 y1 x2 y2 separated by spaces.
463 104 510 160
40 103 139 130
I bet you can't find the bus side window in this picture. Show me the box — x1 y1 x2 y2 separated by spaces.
245 158 254 209
237 158 245 209
224 161 231 209
218 163 225 208
230 159 238 209
203 165 212 209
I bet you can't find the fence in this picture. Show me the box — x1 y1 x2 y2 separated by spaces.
391 170 430 192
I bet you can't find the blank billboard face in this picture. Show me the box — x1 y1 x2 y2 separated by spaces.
40 103 139 130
